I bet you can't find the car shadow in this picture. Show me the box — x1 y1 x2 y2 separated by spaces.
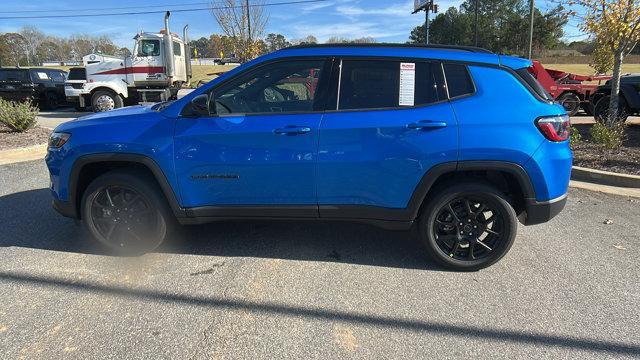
0 188 440 270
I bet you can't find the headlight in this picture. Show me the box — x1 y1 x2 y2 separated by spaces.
48 132 71 148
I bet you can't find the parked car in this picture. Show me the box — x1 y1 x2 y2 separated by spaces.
45 44 572 271
0 67 68 109
591 74 640 122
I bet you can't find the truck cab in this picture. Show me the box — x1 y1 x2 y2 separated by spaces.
64 12 191 112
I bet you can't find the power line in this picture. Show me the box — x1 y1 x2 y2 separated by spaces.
0 2 210 14
0 0 327 20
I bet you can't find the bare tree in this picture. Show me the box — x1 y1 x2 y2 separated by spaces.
19 26 45 66
210 0 269 61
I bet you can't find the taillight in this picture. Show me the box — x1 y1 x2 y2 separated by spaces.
535 115 570 142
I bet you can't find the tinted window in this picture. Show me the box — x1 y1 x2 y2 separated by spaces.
0 69 29 81
173 41 182 56
212 60 324 115
67 68 86 80
138 40 160 57
516 68 552 100
49 70 65 82
338 60 440 110
443 64 474 98
32 71 51 81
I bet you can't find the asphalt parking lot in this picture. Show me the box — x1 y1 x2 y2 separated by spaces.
0 159 639 359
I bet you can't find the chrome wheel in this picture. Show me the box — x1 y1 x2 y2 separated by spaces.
95 94 115 112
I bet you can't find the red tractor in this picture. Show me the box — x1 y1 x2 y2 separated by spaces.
527 60 611 116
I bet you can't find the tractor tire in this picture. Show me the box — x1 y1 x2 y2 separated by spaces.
557 92 581 116
594 96 629 123
582 102 594 116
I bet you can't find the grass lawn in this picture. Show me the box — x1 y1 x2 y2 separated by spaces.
546 63 640 75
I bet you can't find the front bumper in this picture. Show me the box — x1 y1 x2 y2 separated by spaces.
520 193 567 225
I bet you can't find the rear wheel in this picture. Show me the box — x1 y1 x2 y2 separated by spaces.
418 182 518 271
594 96 629 123
557 92 581 116
91 90 123 112
81 170 175 254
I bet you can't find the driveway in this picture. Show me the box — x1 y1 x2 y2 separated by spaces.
0 160 638 359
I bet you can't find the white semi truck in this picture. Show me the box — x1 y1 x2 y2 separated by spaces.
65 12 192 112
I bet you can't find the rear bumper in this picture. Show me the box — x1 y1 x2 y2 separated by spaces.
520 193 567 225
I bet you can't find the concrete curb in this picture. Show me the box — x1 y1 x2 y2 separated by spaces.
569 180 640 198
0 144 47 166
571 166 640 188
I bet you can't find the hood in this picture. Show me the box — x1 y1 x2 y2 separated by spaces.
55 105 157 132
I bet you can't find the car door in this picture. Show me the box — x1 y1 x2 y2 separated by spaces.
47 70 66 100
174 58 331 216
318 58 458 218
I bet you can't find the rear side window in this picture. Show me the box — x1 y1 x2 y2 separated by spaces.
337 60 441 110
516 68 553 101
443 63 474 98
0 69 29 81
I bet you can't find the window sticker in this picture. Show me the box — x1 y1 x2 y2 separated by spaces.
399 62 416 106
36 72 50 80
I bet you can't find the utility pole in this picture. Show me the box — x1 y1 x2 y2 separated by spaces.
246 0 252 43
424 4 430 45
474 0 479 46
528 0 534 59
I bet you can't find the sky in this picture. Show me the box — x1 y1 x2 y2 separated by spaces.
0 0 586 50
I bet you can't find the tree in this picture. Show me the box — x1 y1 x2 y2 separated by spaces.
265 33 290 51
291 35 317 45
210 0 269 61
19 26 45 66
326 36 376 44
577 0 640 124
0 33 27 66
409 0 566 56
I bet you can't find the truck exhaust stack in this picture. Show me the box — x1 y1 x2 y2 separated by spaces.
164 11 175 81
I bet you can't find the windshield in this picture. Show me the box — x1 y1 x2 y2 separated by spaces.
0 69 29 82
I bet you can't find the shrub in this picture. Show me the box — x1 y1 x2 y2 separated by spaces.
0 98 39 132
590 121 625 149
569 127 582 149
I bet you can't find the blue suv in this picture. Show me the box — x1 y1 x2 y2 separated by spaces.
46 44 572 270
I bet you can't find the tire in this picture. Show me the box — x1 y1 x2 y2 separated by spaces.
80 169 176 254
594 96 629 123
91 90 123 112
43 92 59 110
557 92 581 116
582 102 594 116
418 182 518 271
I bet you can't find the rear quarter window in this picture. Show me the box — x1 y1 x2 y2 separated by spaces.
0 69 29 82
443 63 475 98
515 68 553 101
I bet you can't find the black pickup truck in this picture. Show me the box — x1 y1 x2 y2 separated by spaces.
0 68 68 109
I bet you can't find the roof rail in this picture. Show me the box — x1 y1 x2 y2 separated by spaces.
282 43 493 54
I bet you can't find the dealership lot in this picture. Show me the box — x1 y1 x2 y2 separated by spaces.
0 159 638 359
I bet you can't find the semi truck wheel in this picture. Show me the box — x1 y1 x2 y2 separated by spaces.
92 90 123 112
557 93 580 116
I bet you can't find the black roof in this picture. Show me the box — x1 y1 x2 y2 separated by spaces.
283 43 493 54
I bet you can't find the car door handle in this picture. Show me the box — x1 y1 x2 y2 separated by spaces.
407 120 448 130
274 126 312 135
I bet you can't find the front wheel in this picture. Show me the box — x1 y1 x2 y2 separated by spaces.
81 170 175 254
91 90 123 112
418 182 518 271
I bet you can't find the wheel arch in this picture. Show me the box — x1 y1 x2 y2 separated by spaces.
68 153 183 219
410 161 535 220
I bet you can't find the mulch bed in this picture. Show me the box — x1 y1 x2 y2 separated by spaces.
572 124 640 175
0 124 51 151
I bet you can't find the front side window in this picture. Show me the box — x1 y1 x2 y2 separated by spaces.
32 71 51 81
138 40 160 57
49 71 65 82
337 60 440 111
211 60 324 115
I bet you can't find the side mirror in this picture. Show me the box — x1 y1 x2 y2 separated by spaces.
190 94 210 117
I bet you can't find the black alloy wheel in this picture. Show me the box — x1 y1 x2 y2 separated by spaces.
419 182 517 271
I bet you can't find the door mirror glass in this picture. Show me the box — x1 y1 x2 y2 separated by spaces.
191 94 210 117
